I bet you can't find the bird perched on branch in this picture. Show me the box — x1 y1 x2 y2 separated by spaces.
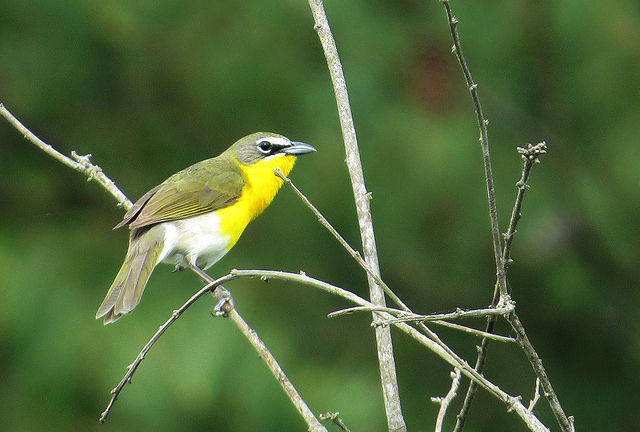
96 132 315 324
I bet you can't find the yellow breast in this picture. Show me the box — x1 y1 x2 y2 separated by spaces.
216 154 296 249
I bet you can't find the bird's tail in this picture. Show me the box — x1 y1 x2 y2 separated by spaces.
96 236 163 324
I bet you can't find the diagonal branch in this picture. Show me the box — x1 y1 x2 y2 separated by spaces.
506 313 574 432
227 306 328 432
99 269 328 431
275 168 408 310
453 143 563 432
99 276 234 423
1 103 133 210
328 305 516 342
306 1 406 430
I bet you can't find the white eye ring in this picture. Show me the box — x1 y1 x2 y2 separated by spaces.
257 140 272 154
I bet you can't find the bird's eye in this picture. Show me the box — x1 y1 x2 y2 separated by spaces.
257 140 272 154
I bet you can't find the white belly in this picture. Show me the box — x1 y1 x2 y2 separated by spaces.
157 212 232 270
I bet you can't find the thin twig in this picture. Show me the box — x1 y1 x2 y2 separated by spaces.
396 321 549 432
454 323 494 432
503 142 548 263
439 1 508 303
431 369 461 432
275 170 520 411
429 321 514 343
327 305 409 319
305 3 406 428
225 306 327 432
209 270 552 430
527 379 541 413
329 305 514 342
104 267 527 430
1 103 133 210
506 313 574 432
275 168 408 310
100 269 328 431
380 305 514 324
319 412 352 432
99 276 234 422
231 269 371 306
454 143 558 432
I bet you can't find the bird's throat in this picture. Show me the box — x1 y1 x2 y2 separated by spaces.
217 154 296 248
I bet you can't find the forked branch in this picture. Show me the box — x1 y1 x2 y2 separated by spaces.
455 142 548 431
431 369 461 432
439 1 572 430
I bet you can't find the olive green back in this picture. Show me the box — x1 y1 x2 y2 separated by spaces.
116 156 245 230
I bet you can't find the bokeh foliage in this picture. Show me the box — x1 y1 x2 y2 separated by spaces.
1 1 639 431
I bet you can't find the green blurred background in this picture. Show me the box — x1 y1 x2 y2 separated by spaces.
1 0 639 430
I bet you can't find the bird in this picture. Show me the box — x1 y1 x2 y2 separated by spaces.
96 132 316 324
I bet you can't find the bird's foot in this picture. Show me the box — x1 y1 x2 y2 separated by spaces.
172 264 185 273
211 286 234 318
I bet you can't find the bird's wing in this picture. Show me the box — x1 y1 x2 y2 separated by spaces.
114 184 163 229
117 158 244 230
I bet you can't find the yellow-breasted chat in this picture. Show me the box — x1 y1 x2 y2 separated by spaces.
96 132 316 324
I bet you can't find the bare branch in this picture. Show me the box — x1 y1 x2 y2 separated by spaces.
305 2 405 429
231 271 551 431
1 103 133 210
224 305 327 432
94 258 553 432
429 321 514 343
319 412 352 432
502 142 548 263
100 269 328 431
396 321 549 432
99 276 235 422
439 1 508 302
506 313 574 432
527 379 541 413
327 305 408 319
329 305 515 342
275 168 408 310
454 143 562 432
431 369 461 432
439 1 571 429
193 269 556 430
379 305 514 324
